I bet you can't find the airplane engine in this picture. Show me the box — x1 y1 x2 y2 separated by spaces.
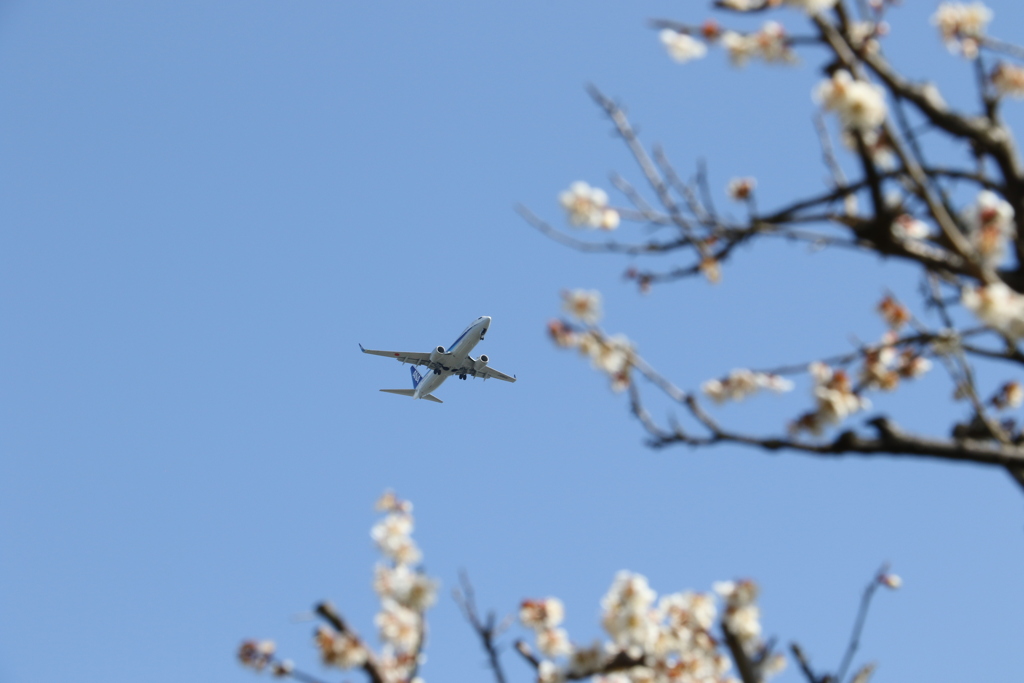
473 354 489 371
430 346 446 364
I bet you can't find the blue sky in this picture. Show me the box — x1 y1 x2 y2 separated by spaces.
2 2 1024 682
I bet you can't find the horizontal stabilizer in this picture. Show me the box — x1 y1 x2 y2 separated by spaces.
380 389 415 397
379 389 443 404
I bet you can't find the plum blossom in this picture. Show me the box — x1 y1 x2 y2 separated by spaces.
315 627 369 669
790 362 870 435
238 640 276 671
962 281 1024 340
727 177 756 201
879 573 903 589
536 627 574 658
660 30 707 63
701 369 793 404
559 181 620 230
562 289 602 324
891 214 931 242
814 70 887 131
932 2 992 58
520 597 565 631
992 62 1024 98
721 31 758 67
523 573 781 683
720 22 795 67
990 380 1024 409
374 563 438 611
371 511 422 566
714 579 763 644
962 190 1015 267
375 599 421 652
601 571 659 654
876 294 910 329
848 21 885 54
538 660 565 683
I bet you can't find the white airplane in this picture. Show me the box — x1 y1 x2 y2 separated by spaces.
360 316 516 404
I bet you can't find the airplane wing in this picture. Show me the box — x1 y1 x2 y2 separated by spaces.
457 363 516 382
359 344 434 368
476 366 516 382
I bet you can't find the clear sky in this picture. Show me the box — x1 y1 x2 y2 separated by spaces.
2 2 1023 682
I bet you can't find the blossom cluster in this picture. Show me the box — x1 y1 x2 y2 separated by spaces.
962 190 1016 267
790 362 871 435
520 571 784 683
550 291 636 392
560 181 621 230
701 369 794 404
238 640 293 677
991 62 1024 99
814 70 887 132
932 2 993 58
962 281 1024 340
239 492 437 683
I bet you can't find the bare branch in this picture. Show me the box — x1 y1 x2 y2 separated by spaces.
835 566 889 683
453 572 510 683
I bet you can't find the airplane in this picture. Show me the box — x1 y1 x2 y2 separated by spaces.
359 316 516 404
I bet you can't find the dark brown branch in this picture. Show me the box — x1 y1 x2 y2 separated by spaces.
790 642 826 683
722 622 762 683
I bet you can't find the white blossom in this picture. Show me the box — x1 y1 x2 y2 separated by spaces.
962 190 1016 266
315 627 369 669
701 369 793 403
371 512 422 565
601 571 659 653
520 597 565 631
562 289 602 324
962 282 1024 340
373 563 438 611
814 70 887 131
659 29 707 63
559 181 620 229
891 214 931 241
538 660 565 683
721 31 758 67
720 23 796 67
727 177 756 201
879 573 903 589
537 627 574 658
992 62 1024 98
751 21 795 64
375 599 421 652
932 2 992 58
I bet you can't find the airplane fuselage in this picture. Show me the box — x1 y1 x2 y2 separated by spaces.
413 316 489 399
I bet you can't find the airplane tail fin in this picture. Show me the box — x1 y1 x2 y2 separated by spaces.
411 366 423 388
379 388 442 404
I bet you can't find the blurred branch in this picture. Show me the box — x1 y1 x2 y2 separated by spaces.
835 566 889 683
453 572 510 683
